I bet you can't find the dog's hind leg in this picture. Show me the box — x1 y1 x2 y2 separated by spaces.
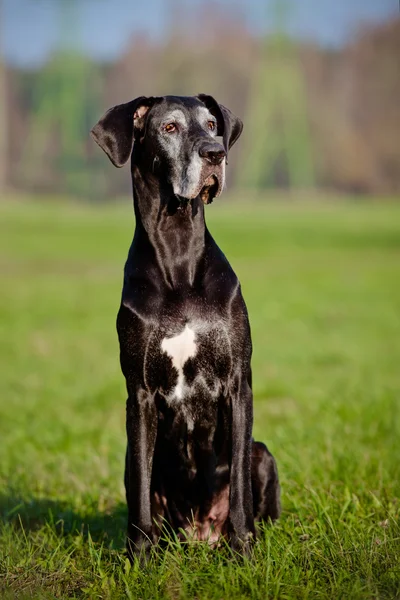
251 441 281 522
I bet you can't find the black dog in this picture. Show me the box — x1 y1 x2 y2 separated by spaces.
91 95 280 559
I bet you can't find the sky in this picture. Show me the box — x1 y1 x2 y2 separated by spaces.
2 0 399 67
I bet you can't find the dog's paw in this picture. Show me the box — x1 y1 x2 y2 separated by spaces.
126 536 154 566
229 530 255 559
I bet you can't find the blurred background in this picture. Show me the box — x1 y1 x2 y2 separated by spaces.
0 0 399 200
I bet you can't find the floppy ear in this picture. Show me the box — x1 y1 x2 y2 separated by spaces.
90 96 160 167
197 94 243 158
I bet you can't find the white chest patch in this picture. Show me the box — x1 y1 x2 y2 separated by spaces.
161 325 197 400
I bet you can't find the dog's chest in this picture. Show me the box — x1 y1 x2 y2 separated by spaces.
145 320 232 406
160 324 197 400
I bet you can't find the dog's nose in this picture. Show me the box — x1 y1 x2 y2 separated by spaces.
199 143 226 165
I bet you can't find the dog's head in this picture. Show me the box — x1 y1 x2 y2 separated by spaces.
91 95 243 204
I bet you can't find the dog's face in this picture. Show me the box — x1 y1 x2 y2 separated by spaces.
142 97 229 203
91 95 243 204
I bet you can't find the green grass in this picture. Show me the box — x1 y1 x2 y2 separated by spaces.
0 196 400 599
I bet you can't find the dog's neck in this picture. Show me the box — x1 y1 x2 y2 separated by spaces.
131 163 207 289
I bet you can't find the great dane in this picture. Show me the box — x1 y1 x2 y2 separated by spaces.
91 94 280 559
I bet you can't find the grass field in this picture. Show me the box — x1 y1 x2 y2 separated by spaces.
0 196 399 599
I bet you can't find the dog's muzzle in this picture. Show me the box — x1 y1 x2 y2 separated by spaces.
197 142 226 204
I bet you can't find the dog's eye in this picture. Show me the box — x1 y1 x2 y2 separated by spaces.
164 123 176 133
208 121 216 131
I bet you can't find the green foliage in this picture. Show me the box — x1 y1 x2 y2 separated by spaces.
17 52 103 197
240 28 314 190
0 197 399 598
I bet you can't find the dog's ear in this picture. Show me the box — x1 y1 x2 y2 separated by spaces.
197 94 243 158
90 96 160 167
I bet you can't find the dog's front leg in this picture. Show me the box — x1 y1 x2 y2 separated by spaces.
125 389 157 562
228 377 256 554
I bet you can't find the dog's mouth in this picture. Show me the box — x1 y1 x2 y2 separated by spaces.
176 162 224 204
199 174 221 205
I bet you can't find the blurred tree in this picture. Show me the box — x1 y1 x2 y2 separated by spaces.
17 0 103 197
0 0 7 194
239 0 314 190
302 18 400 195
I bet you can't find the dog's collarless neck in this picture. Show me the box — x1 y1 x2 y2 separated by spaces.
130 165 207 289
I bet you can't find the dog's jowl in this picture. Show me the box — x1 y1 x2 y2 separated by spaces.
91 95 280 559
